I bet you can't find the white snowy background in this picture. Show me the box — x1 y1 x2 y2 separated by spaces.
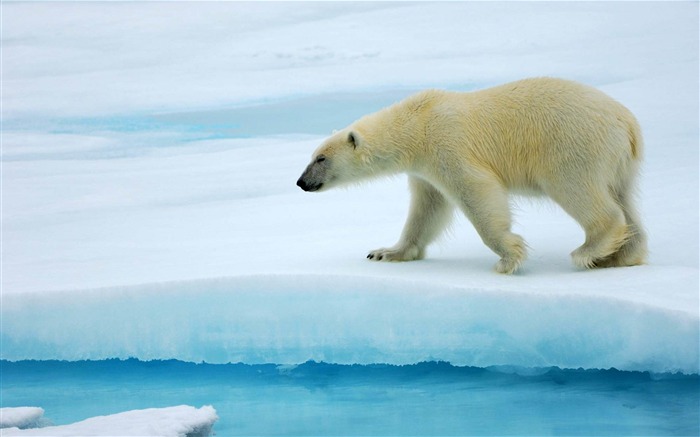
1 2 698 433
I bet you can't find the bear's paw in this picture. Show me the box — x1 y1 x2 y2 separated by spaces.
367 245 424 262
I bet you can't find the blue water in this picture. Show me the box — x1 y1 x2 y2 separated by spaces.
2 359 698 436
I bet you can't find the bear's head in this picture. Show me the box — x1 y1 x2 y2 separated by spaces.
297 100 422 192
297 128 378 192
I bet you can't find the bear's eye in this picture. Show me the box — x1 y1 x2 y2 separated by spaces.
315 155 326 163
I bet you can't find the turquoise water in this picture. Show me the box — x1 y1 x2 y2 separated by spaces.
2 359 698 436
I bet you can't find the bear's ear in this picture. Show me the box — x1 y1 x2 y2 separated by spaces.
348 131 359 149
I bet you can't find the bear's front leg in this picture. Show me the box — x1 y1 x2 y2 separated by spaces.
367 176 453 263
456 172 527 274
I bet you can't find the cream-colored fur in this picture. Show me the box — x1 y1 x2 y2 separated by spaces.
297 77 647 273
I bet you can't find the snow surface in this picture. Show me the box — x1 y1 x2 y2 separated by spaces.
1 405 217 437
2 2 698 373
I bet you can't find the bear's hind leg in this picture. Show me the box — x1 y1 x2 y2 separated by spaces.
596 182 647 267
551 185 630 269
368 176 453 262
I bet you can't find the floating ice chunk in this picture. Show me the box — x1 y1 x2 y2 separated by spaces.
0 407 46 429
1 405 217 437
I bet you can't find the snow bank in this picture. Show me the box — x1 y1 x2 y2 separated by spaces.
1 405 217 437
2 275 697 373
0 408 46 430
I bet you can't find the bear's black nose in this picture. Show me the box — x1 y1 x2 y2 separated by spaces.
297 177 322 192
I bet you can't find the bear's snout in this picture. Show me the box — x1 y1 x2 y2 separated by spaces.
296 176 322 192
297 157 329 192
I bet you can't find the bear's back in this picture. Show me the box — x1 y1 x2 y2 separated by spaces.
425 78 640 190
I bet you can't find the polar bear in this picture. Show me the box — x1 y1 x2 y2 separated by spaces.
296 77 647 274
